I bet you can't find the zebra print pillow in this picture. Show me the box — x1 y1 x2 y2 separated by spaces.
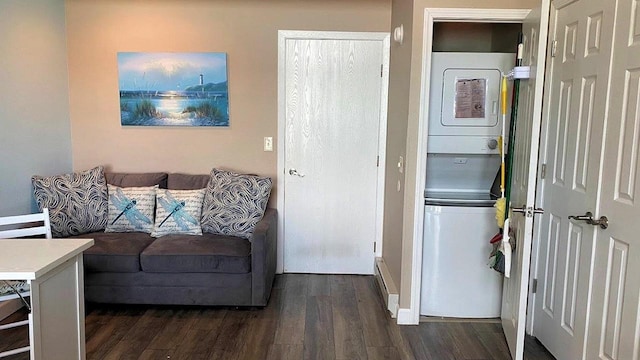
32 166 108 237
105 185 157 233
201 169 272 239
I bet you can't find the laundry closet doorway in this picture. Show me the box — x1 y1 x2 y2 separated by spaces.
409 8 548 360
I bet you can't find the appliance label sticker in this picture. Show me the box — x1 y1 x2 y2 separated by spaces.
454 78 486 119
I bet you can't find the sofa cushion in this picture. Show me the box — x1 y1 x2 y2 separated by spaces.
140 234 251 273
32 166 108 237
73 231 155 273
167 173 211 190
201 168 272 239
105 185 157 233
151 188 205 237
105 172 168 188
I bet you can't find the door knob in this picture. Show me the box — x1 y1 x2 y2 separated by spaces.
568 211 609 229
288 168 305 177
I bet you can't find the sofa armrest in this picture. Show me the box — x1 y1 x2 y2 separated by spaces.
250 208 277 306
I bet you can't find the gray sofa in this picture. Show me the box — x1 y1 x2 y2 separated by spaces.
69 172 277 307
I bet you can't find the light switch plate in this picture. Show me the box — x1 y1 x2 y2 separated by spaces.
264 137 273 151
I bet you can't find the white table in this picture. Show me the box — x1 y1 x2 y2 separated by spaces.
0 239 94 360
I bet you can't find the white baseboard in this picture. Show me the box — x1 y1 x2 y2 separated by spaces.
374 257 399 318
0 299 24 321
397 308 419 325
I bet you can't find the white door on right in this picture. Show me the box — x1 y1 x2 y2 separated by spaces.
586 0 640 357
533 0 615 358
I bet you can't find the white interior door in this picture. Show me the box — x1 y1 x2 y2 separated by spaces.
501 3 550 358
282 35 385 274
586 0 640 357
532 0 615 358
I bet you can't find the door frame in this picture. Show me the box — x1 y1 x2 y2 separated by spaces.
402 8 530 325
276 30 391 274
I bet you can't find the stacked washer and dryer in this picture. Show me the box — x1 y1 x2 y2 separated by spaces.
420 52 514 318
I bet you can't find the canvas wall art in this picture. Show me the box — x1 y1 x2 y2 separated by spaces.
118 52 229 127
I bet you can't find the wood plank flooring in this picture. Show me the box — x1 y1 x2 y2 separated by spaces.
0 274 555 360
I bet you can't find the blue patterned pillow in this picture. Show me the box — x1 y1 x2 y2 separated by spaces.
151 188 205 237
106 185 157 233
201 169 272 239
32 166 108 237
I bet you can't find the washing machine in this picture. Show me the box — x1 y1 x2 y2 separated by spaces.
421 201 503 318
420 154 504 318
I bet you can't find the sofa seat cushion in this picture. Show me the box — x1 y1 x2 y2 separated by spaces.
72 231 154 273
140 234 251 274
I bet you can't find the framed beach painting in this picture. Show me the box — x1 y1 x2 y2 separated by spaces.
117 52 229 127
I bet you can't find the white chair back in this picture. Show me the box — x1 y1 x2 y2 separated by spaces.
0 208 52 239
0 209 51 358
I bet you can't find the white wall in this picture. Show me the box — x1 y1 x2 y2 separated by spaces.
0 0 73 216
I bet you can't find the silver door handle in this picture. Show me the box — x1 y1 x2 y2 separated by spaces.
568 211 609 229
288 168 305 177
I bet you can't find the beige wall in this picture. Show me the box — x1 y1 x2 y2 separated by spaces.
383 0 414 302
66 0 390 209
383 0 541 309
0 0 73 216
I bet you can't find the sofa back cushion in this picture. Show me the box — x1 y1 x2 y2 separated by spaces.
32 166 108 237
105 172 168 188
167 173 211 190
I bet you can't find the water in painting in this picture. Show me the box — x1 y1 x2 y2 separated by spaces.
118 52 229 126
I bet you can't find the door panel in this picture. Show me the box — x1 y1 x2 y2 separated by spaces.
533 0 615 358
501 2 550 358
283 38 383 274
587 0 640 357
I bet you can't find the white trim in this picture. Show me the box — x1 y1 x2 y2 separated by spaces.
422 8 530 22
277 30 391 273
397 308 415 325
406 7 531 325
376 36 390 257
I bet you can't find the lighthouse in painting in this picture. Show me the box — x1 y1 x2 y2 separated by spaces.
199 74 203 86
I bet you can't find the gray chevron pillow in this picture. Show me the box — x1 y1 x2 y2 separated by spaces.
201 169 272 239
32 166 108 237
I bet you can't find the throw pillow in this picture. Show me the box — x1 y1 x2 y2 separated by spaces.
32 166 108 237
151 188 205 237
201 168 272 239
105 185 157 233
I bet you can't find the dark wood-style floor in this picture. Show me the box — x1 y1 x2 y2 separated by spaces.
0 274 555 360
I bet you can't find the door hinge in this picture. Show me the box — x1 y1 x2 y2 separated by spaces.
380 64 383 77
532 278 538 294
377 155 380 167
374 242 377 252
551 40 558 58
540 163 546 179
